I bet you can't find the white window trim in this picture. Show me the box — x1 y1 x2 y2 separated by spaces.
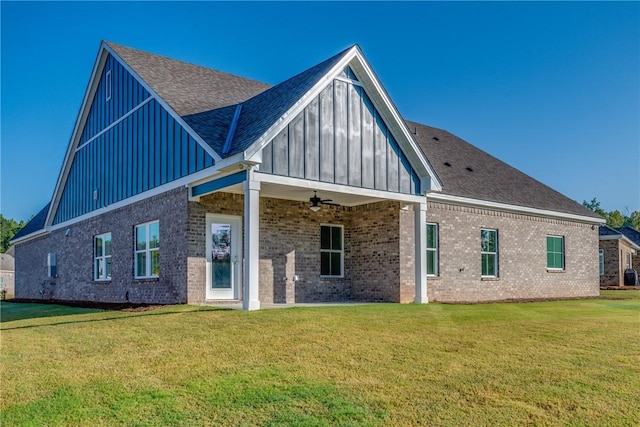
320 224 344 278
94 232 112 281
105 69 112 102
481 228 498 278
135 220 159 279
547 235 565 271
599 249 604 276
426 223 438 277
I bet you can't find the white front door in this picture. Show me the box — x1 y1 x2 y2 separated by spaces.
206 214 242 300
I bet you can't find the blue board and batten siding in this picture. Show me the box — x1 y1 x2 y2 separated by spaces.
54 54 215 224
260 75 421 195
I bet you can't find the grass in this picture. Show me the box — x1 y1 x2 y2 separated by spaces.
1 291 639 426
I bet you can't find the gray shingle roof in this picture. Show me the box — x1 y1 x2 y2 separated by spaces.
616 226 640 246
106 42 271 117
408 121 602 219
12 202 50 241
600 225 621 237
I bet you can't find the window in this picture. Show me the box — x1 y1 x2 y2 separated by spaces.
321 225 343 277
426 223 438 276
94 233 112 280
626 252 632 270
547 235 565 270
599 249 604 276
105 69 112 101
135 221 159 278
481 229 498 277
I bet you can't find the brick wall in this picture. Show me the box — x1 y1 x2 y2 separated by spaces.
425 201 599 302
189 193 413 304
14 187 189 304
600 238 637 286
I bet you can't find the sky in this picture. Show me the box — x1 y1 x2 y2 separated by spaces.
1 1 639 222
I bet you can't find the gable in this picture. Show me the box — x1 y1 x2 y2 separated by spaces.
53 53 215 225
259 69 420 195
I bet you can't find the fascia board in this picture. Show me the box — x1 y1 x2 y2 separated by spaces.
10 229 51 246
600 234 640 250
428 192 607 225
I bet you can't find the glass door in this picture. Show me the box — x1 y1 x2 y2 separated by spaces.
206 214 241 300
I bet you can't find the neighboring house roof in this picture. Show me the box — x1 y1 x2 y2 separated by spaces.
5 245 15 257
616 226 640 247
600 225 640 250
408 122 602 219
0 253 14 271
11 202 50 241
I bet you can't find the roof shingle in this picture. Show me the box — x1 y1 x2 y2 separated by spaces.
408 121 601 218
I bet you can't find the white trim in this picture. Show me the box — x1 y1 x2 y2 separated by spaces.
546 235 565 271
426 222 438 277
480 228 498 278
255 172 426 205
76 96 153 152
333 75 364 87
94 232 112 281
206 214 242 300
10 229 51 245
427 193 606 224
134 220 160 279
599 234 640 250
42 165 220 234
320 223 344 278
415 202 428 303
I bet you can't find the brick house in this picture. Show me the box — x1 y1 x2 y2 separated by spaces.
599 225 640 286
12 42 604 309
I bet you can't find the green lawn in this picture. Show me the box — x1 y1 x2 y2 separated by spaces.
1 291 639 426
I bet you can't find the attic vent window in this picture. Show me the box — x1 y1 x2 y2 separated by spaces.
105 69 112 102
444 162 452 167
432 136 439 141
466 167 474 172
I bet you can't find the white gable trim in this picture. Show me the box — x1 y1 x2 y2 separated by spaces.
599 234 640 251
46 42 223 228
243 46 442 193
428 193 606 224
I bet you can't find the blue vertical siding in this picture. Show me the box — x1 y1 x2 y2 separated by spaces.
53 56 216 225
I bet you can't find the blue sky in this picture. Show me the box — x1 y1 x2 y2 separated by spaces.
1 1 639 222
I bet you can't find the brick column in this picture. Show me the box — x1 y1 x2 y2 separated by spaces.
243 168 261 310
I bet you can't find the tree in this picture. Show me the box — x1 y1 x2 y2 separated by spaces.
582 198 640 231
583 198 607 219
0 215 26 253
607 210 625 228
627 211 640 230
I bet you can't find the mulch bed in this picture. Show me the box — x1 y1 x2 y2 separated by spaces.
6 298 171 312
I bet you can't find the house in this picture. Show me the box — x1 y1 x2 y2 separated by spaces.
11 42 604 309
599 225 640 286
1 246 15 298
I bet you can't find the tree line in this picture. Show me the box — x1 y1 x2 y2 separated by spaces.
1 215 26 253
582 198 640 230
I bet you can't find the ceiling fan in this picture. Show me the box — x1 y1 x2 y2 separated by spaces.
309 191 339 211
